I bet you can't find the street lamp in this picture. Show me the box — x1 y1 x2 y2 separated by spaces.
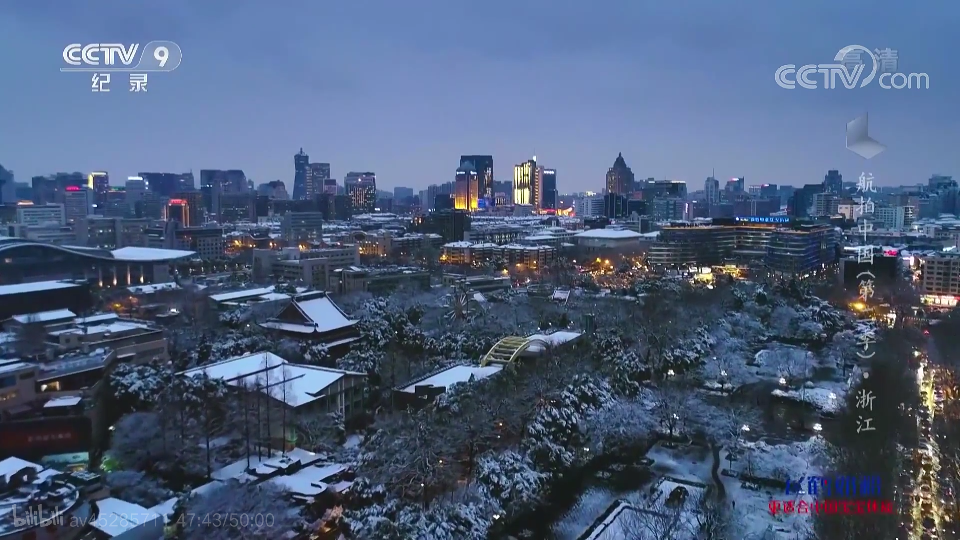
813 423 823 432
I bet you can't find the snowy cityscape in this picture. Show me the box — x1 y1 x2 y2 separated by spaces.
2 4 959 540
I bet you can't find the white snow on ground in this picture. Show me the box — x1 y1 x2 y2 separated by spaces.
724 437 829 539
771 385 845 413
554 487 622 540
344 434 363 449
559 438 829 540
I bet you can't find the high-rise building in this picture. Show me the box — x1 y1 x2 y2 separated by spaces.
31 176 56 205
541 168 558 210
125 177 147 207
139 172 182 198
455 162 480 211
345 172 376 213
704 177 720 207
89 172 110 205
323 178 338 196
167 198 190 226
606 153 634 195
172 191 204 226
394 187 414 201
306 163 331 200
0 165 15 204
513 158 540 207
293 148 310 200
62 186 94 223
823 170 843 194
725 177 745 195
460 155 493 205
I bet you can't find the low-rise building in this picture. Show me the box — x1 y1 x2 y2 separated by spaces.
0 456 104 540
336 266 430 295
259 292 360 354
181 352 367 425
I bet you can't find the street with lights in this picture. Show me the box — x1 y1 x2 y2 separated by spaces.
901 340 958 540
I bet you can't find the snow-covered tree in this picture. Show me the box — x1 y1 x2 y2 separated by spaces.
585 394 659 454
475 450 545 513
109 363 171 412
104 470 172 508
179 481 303 540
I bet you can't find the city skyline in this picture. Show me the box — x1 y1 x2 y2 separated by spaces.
0 1 958 190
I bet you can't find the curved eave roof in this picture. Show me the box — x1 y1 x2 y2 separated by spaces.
0 239 195 263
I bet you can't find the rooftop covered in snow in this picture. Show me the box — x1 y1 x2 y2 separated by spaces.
181 352 365 408
110 246 196 261
574 228 643 240
259 291 359 337
400 363 503 394
0 280 81 297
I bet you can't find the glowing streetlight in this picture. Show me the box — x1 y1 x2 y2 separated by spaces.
667 369 676 377
914 350 921 358
778 377 787 386
813 423 823 432
740 425 750 432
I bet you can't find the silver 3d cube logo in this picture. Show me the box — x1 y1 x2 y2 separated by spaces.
846 114 886 160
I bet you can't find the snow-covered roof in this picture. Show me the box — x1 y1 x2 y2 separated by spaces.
266 462 345 498
11 308 76 324
0 457 41 483
575 228 642 240
209 286 276 303
92 498 162 537
44 396 82 408
0 280 80 297
525 331 582 352
0 361 30 375
110 246 196 261
127 283 181 294
181 352 365 408
400 364 503 393
75 313 119 325
261 293 357 334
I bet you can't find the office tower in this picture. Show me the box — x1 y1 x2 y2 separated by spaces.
225 170 248 193
323 178 338 196
172 191 204 226
139 172 182 197
62 186 94 223
823 170 843 194
725 177 745 194
788 184 825 218
0 165 15 204
89 171 109 205
179 171 195 191
306 162 331 199
928 174 956 191
541 168 558 210
293 148 310 200
455 162 480 211
704 177 720 207
606 153 634 195
759 184 779 198
344 172 376 213
460 155 493 205
394 187 414 200
125 177 147 207
513 157 540 207
167 198 190 226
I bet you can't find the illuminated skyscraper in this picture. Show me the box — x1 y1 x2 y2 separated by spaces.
460 155 493 205
89 171 109 204
306 162 330 199
345 172 376 213
605 153 634 195
455 162 480 211
513 157 540 208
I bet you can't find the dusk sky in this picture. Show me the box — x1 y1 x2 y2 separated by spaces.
1 1 958 191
